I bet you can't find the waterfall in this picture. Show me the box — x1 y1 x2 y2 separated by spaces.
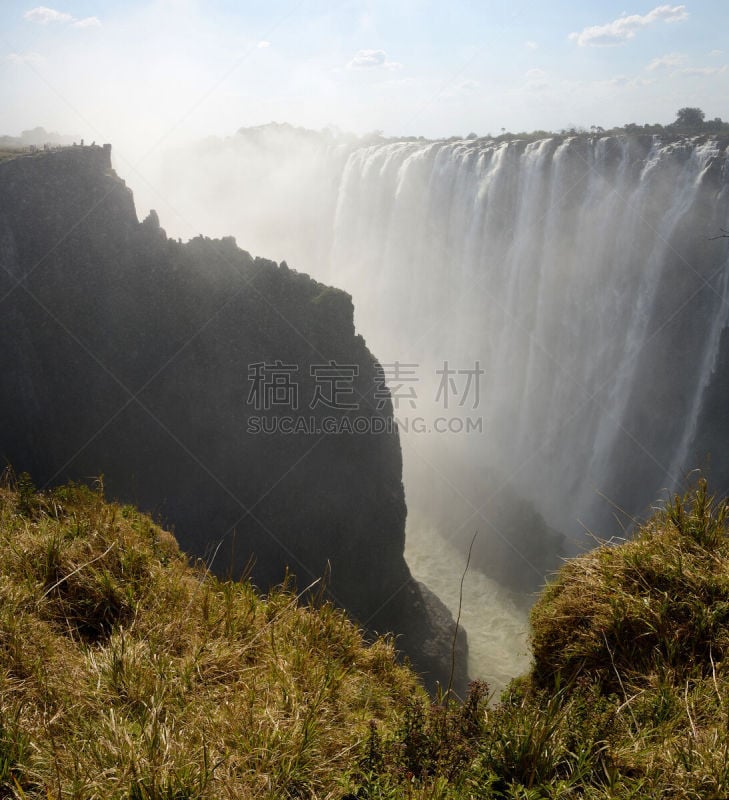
143 127 729 546
138 127 729 683
319 134 729 540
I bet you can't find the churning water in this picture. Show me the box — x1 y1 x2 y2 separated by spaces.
404 521 531 696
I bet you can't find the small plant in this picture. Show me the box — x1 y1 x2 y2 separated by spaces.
17 472 37 517
346 681 489 795
0 708 30 793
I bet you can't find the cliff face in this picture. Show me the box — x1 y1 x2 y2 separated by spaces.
0 146 466 692
154 127 729 554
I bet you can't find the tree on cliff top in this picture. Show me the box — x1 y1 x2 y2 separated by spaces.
673 106 706 129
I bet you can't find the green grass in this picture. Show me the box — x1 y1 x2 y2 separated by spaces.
346 478 729 799
0 470 421 798
0 148 28 163
4 471 729 798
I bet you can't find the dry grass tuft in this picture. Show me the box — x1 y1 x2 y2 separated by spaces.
0 471 421 799
531 477 729 690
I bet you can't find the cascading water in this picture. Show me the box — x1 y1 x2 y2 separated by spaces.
138 126 729 687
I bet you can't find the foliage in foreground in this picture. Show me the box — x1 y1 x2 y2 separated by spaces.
4 472 729 798
0 471 420 799
346 478 729 799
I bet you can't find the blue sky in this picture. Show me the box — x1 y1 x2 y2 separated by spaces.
1 0 727 147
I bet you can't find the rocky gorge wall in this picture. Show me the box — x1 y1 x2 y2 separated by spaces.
145 127 729 565
0 145 467 693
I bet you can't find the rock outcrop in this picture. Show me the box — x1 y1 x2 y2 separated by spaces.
0 145 467 692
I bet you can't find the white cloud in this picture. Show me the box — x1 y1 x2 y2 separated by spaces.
72 16 101 29
257 40 270 49
23 6 72 24
24 6 101 29
525 40 538 50
346 49 402 71
569 5 688 47
525 68 547 80
709 49 724 57
348 49 387 69
586 75 656 90
647 52 687 70
4 51 44 65
672 65 728 77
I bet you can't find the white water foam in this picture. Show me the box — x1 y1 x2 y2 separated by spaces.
404 522 531 696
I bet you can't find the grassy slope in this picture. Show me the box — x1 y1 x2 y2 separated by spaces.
351 479 729 799
4 473 729 799
0 472 421 799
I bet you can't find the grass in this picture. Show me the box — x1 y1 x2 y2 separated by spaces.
0 148 27 163
345 478 729 799
4 471 729 798
0 469 421 799
531 478 729 688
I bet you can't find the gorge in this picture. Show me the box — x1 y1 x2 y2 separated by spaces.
0 144 466 693
130 126 729 685
4 126 729 693
142 126 729 558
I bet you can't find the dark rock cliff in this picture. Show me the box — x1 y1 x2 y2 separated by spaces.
0 145 467 693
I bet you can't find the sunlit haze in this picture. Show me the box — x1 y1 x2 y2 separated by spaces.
2 0 728 158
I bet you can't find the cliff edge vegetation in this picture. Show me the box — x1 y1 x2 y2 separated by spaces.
4 472 729 798
354 477 729 798
0 471 421 799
